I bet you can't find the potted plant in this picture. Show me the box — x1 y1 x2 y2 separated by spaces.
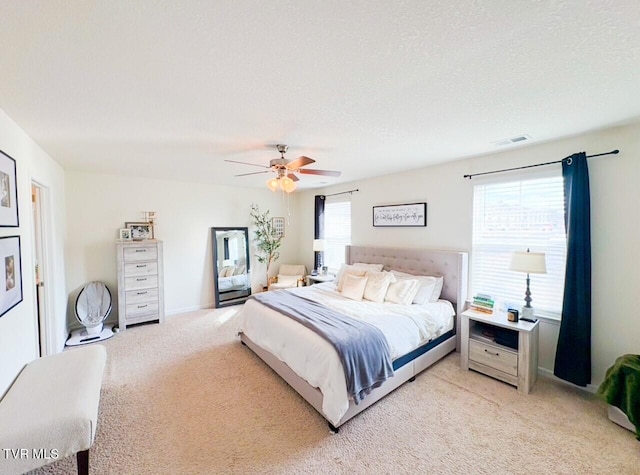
250 204 283 289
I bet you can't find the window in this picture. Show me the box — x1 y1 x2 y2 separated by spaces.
471 175 567 317
323 196 351 272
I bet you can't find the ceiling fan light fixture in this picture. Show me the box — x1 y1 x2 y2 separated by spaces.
281 176 297 193
266 177 279 192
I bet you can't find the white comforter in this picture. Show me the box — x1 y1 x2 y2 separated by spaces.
237 282 454 425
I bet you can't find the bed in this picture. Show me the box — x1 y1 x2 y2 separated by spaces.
217 272 250 293
237 245 468 431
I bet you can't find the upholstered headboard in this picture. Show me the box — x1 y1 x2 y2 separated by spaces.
346 245 469 349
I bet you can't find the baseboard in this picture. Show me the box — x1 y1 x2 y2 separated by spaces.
165 304 216 316
538 367 599 394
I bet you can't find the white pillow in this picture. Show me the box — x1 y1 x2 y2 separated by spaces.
341 274 368 301
234 265 246 275
390 270 443 304
336 265 367 291
277 274 301 286
363 271 396 303
385 279 420 305
429 276 445 302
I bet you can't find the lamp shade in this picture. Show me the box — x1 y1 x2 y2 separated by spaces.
266 177 279 192
313 239 326 252
510 250 547 274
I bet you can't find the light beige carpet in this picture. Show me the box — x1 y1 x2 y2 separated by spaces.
32 307 638 475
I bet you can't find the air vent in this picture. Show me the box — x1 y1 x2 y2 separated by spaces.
493 134 532 147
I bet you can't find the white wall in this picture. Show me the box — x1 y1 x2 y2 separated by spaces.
296 121 640 386
0 109 67 395
65 171 298 325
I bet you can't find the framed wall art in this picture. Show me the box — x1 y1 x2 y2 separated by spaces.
125 222 153 241
272 217 285 238
0 150 19 227
372 202 427 227
0 235 23 318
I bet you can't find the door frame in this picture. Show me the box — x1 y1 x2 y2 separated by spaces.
31 181 55 356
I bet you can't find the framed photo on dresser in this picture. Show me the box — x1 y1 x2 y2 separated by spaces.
125 222 153 240
0 150 19 227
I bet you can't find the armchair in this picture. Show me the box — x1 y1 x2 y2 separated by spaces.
268 264 307 291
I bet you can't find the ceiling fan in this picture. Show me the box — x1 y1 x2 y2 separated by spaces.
225 144 341 193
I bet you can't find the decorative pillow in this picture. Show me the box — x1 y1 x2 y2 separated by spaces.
234 265 246 275
429 276 445 302
335 262 384 286
341 274 368 301
384 278 420 305
363 271 396 303
277 274 302 287
220 266 234 277
336 265 367 291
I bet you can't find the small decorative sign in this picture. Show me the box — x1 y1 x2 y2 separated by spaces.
373 202 427 227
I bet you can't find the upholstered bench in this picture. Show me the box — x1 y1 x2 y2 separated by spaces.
0 345 107 475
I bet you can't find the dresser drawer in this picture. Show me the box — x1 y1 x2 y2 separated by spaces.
125 288 159 305
125 313 160 325
126 301 159 318
124 274 158 291
124 261 158 277
123 245 158 262
469 340 518 376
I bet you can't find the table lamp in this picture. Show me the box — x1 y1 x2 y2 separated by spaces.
509 249 547 319
313 239 326 274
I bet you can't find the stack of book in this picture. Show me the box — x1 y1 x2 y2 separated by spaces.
470 294 494 314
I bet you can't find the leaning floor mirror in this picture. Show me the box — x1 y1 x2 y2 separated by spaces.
211 227 251 307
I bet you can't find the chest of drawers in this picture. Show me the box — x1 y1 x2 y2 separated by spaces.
116 240 165 330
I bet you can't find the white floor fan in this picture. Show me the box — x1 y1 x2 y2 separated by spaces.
66 281 115 346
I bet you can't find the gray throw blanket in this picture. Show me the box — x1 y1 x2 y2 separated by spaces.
252 290 394 404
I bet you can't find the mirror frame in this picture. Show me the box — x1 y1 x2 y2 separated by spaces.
211 227 251 307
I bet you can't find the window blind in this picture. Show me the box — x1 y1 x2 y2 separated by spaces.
471 176 567 317
324 196 351 272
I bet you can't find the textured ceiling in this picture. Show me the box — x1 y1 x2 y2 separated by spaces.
1 1 639 189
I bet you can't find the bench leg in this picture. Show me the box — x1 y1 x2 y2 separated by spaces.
77 449 89 475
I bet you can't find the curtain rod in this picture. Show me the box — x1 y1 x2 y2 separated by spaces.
463 149 619 180
324 188 359 197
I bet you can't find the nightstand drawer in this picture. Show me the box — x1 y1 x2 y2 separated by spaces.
469 340 518 376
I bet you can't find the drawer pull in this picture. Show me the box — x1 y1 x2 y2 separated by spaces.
136 264 147 268
136 291 148 295
135 249 146 253
484 349 500 356
136 278 147 282
137 304 148 309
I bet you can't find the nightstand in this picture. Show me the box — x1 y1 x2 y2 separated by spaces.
460 308 539 393
306 274 335 286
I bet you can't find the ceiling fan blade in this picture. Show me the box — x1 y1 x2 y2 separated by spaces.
286 156 315 170
297 168 341 177
287 173 299 182
225 159 270 169
234 171 272 177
